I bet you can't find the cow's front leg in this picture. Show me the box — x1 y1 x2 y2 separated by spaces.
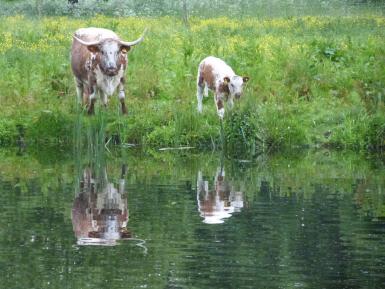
196 74 205 113
87 76 97 115
118 77 127 115
101 91 108 108
215 93 225 119
197 83 204 113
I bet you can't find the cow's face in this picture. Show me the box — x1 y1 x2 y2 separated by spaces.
224 76 249 99
88 40 129 76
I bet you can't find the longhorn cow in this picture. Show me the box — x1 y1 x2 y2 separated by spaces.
71 27 145 114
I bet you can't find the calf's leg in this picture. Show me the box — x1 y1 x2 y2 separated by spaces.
227 95 234 110
197 75 205 113
215 93 225 119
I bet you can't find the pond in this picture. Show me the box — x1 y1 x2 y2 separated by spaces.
0 148 385 289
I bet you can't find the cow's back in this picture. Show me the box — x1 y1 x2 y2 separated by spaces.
199 56 235 89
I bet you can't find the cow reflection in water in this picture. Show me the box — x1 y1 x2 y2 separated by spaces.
72 165 130 246
197 167 244 224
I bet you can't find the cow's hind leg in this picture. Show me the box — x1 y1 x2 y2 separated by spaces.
118 77 127 115
87 88 96 115
75 78 84 105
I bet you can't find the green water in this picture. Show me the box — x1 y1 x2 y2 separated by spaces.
0 148 385 289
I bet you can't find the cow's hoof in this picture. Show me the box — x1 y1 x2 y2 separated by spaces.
121 104 128 115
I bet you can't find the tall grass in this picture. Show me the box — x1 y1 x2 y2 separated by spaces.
0 14 384 154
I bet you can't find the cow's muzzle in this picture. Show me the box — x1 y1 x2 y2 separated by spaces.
105 68 119 76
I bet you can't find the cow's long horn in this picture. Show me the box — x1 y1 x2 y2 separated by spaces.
118 28 147 47
73 35 103 47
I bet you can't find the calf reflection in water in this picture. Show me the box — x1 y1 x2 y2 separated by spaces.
197 167 244 224
72 165 131 246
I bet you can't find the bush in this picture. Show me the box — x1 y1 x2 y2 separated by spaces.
28 110 74 144
0 119 17 146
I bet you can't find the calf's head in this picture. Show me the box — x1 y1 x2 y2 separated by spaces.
74 31 146 76
224 75 250 99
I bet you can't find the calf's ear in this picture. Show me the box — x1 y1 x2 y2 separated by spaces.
243 76 250 83
120 46 131 54
223 77 230 84
87 45 100 53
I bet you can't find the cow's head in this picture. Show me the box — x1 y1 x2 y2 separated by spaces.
74 30 146 76
224 75 249 99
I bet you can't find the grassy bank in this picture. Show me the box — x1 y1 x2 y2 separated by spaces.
0 15 384 154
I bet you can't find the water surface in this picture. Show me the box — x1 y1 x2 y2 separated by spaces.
0 149 385 289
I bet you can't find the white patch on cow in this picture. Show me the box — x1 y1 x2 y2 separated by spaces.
89 91 96 100
217 108 225 119
118 90 125 100
99 41 120 71
95 65 124 97
228 75 244 96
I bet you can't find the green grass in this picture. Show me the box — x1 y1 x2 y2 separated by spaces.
0 15 384 155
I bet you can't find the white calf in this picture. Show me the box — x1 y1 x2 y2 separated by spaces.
196 56 249 119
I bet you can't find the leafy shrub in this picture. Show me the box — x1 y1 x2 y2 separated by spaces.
28 110 74 144
0 119 17 146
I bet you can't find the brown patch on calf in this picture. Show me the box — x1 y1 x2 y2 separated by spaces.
200 63 216 90
216 97 224 110
218 82 230 95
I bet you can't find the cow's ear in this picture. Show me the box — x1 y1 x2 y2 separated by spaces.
87 45 99 53
223 77 230 84
120 46 131 54
243 76 250 83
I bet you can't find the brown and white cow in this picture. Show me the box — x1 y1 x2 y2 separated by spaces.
197 56 249 119
72 165 130 246
197 167 244 224
71 27 146 114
